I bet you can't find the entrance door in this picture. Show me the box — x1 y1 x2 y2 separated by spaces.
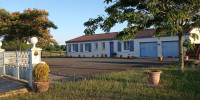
110 42 114 57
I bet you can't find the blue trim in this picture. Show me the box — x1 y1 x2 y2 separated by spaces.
130 40 134 51
88 43 92 52
118 42 122 52
75 44 78 52
110 42 114 57
80 44 83 52
68 44 71 52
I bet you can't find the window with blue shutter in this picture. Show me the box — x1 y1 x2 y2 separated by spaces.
118 42 122 52
75 44 79 52
68 44 71 52
80 44 83 52
88 43 92 52
130 40 134 51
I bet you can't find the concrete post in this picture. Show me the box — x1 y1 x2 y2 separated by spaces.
29 37 42 87
0 49 5 75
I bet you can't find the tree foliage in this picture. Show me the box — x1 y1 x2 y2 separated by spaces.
84 0 200 72
0 8 57 50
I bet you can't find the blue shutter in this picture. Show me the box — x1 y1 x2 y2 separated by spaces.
68 44 71 52
75 44 78 52
88 43 92 52
80 44 83 52
130 40 134 51
118 42 122 52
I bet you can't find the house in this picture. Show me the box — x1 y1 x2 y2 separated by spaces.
65 28 200 58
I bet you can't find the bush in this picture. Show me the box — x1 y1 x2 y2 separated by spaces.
33 62 50 81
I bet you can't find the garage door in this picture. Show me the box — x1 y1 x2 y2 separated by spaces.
140 42 158 57
162 41 179 57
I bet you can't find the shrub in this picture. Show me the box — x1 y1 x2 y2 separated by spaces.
33 62 50 81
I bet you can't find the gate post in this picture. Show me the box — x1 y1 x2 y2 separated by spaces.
0 42 5 75
29 37 42 87
16 51 20 79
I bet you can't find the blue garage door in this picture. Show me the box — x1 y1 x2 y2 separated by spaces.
140 42 158 57
162 41 179 57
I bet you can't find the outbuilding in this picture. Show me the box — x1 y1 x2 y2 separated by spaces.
65 28 200 58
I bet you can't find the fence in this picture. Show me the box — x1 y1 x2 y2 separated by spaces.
4 51 30 80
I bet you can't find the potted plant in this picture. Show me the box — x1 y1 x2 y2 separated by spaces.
158 56 163 61
105 54 107 58
144 70 162 86
92 55 94 58
33 62 50 92
101 54 104 58
120 55 123 58
113 52 117 58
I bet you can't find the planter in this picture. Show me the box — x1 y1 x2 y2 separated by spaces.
127 56 130 59
113 55 117 58
145 70 162 86
132 56 134 58
78 55 81 58
33 80 50 93
184 56 189 60
92 55 94 58
158 56 163 61
120 55 122 58
105 54 107 58
70 55 72 58
101 54 104 58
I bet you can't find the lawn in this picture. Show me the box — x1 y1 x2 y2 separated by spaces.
2 65 200 100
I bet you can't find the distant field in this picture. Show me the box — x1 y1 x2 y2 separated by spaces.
42 51 66 57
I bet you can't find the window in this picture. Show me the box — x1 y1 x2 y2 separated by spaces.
85 43 89 52
124 41 130 50
72 44 76 52
95 43 98 50
102 42 105 50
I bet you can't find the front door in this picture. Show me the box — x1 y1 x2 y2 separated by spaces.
110 42 114 57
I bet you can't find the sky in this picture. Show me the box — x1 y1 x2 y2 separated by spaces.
0 0 126 45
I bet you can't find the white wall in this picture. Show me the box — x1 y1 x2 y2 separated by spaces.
66 28 200 58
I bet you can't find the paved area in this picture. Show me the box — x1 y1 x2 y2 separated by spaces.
43 58 178 78
0 76 28 93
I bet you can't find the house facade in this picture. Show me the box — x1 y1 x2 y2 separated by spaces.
65 28 200 58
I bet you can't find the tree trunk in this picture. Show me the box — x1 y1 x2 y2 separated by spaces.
19 39 22 51
178 34 184 72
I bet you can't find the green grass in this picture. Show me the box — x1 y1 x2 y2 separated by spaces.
42 51 66 57
2 65 200 100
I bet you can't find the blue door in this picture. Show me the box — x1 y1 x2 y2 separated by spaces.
162 41 179 57
110 42 114 57
140 42 158 57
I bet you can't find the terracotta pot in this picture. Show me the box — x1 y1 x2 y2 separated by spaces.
120 55 122 58
127 56 130 59
158 56 163 61
105 54 107 58
33 80 50 93
145 70 162 86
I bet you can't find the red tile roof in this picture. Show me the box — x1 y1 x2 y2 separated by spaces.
66 28 193 43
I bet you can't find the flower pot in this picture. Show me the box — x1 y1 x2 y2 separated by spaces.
127 56 130 59
113 55 117 58
145 70 162 86
78 55 81 58
92 55 94 58
158 56 163 61
184 56 189 60
105 54 107 58
33 80 50 93
120 55 122 58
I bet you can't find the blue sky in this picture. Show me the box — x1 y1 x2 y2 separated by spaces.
0 0 126 45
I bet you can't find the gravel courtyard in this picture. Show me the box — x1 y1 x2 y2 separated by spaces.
43 58 178 77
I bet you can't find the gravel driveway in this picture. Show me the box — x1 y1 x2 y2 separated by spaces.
43 58 178 77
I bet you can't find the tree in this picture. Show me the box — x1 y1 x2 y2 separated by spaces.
0 8 57 50
84 0 200 72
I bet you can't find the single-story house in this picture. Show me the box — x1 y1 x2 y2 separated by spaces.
65 28 200 58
